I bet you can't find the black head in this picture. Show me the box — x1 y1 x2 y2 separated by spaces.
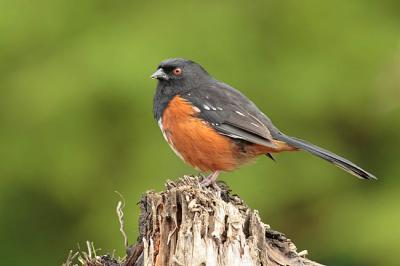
151 58 210 86
152 58 212 120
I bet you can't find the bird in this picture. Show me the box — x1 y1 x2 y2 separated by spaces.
151 58 377 186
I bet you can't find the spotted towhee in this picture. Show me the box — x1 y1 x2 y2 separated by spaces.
152 58 376 185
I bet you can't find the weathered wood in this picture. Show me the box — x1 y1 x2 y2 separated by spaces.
125 176 323 266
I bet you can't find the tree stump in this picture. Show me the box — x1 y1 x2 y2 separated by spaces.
125 176 322 266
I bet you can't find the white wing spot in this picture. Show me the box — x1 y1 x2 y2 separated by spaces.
235 111 246 116
222 133 243 139
250 122 260 128
211 106 217 111
217 107 223 111
192 106 201 113
203 104 211 110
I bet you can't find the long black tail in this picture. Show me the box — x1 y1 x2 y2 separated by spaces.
274 134 377 180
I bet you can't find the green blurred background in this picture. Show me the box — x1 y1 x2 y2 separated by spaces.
1 1 399 265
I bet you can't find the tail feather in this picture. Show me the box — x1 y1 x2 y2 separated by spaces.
274 134 377 180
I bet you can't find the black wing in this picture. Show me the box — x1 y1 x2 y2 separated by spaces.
181 82 279 148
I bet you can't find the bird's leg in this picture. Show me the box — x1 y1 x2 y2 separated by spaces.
200 170 221 190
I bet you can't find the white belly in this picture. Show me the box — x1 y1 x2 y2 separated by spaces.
158 118 185 161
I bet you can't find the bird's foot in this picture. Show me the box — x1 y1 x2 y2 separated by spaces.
200 171 221 191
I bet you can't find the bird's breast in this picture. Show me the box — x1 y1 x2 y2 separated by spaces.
159 95 241 172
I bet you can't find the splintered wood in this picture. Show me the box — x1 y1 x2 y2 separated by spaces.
126 176 323 266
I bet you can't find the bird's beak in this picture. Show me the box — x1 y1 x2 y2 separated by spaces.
151 68 169 80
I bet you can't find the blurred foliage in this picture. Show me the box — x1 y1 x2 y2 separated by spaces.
0 1 399 265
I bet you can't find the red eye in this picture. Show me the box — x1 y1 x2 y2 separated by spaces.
173 67 182 76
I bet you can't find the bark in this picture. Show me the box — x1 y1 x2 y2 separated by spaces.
124 176 323 266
